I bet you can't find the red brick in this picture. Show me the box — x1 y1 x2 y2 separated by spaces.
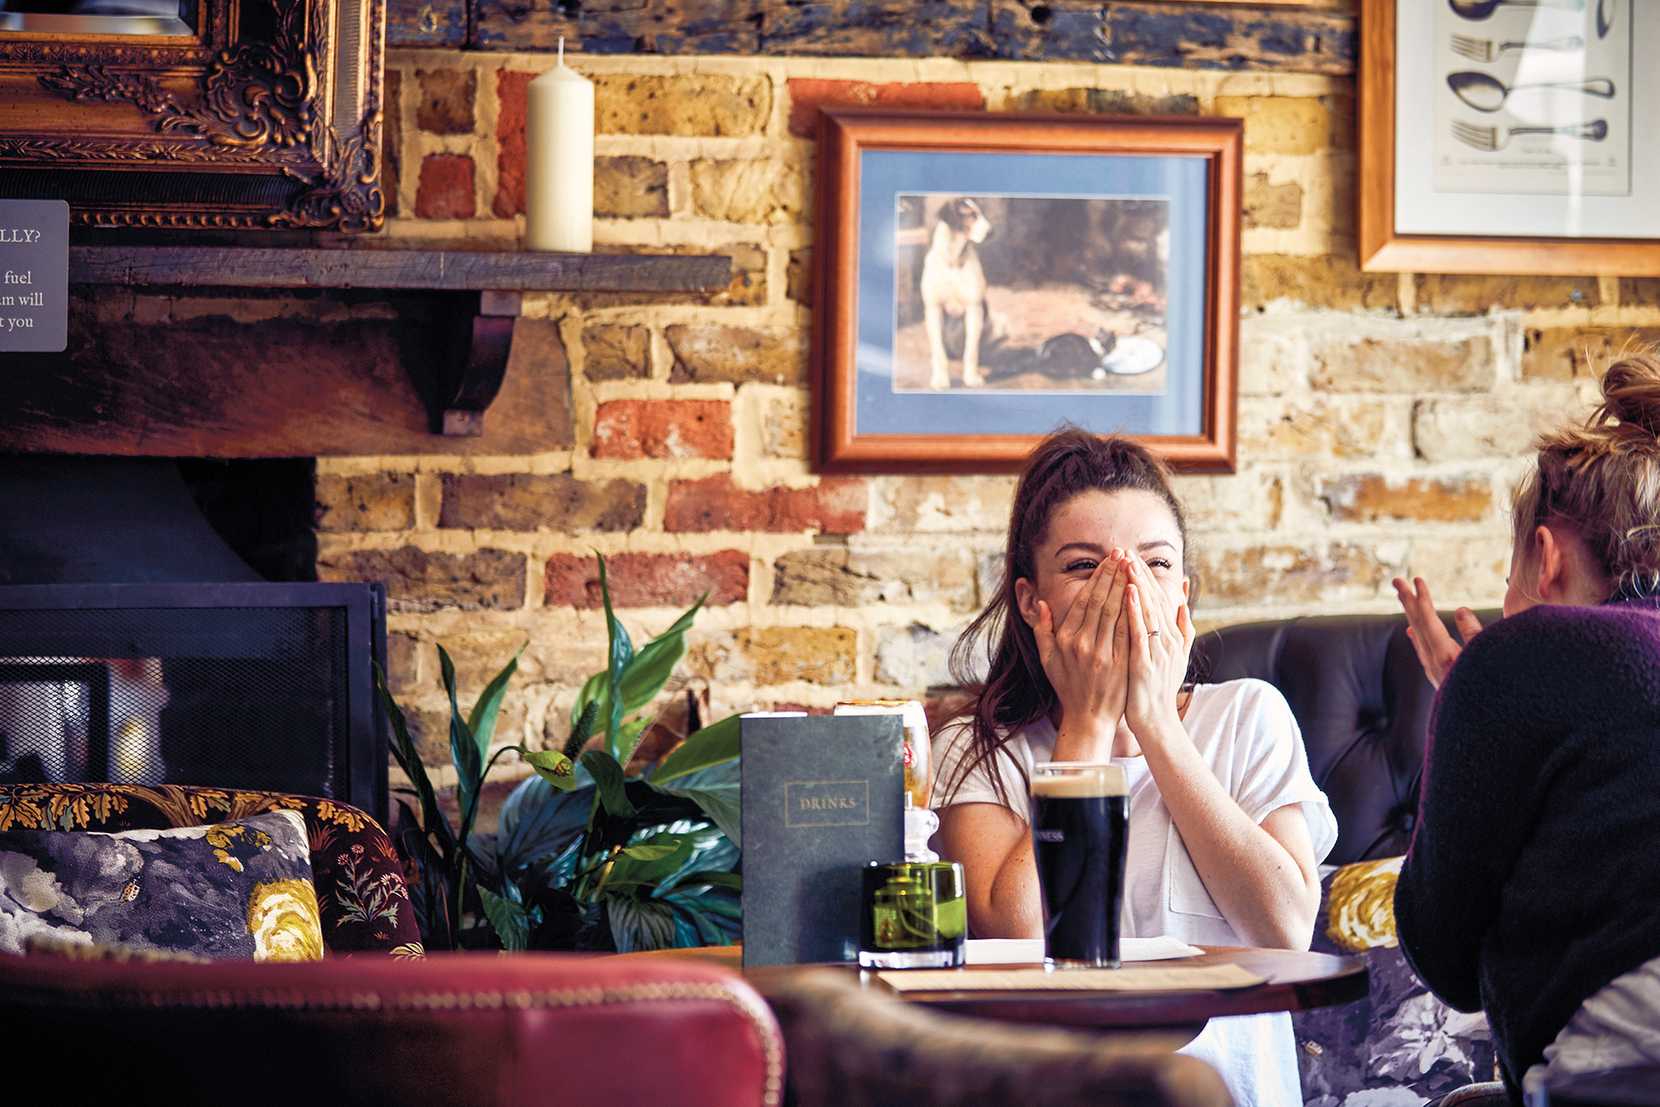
786 79 984 138
493 70 534 218
543 551 749 608
591 400 733 460
415 153 476 220
664 476 867 535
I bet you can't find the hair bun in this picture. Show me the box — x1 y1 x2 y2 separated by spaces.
1598 351 1660 441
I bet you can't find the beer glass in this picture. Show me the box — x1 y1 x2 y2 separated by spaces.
1030 761 1129 968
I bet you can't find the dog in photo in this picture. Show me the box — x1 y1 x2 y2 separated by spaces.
919 196 995 390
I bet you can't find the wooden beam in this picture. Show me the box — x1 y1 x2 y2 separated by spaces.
468 0 1356 75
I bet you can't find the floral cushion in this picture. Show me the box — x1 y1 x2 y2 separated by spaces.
0 784 423 959
0 809 323 960
1292 856 1497 1107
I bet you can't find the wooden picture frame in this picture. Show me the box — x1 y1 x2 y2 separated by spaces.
812 108 1240 475
0 0 385 233
1359 0 1660 274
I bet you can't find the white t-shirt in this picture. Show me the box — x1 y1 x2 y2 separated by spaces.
930 678 1339 1107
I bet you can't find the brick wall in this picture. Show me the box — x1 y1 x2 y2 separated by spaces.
339 50 1660 783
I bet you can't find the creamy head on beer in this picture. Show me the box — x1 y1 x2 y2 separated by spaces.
1030 762 1127 798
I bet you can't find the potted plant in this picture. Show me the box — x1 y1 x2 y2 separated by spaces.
376 557 740 952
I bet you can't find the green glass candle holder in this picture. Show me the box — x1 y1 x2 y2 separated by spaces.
858 860 967 969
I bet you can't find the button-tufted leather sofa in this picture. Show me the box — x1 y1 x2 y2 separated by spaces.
1191 611 1498 866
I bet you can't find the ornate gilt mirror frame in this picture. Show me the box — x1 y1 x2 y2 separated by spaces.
0 0 385 233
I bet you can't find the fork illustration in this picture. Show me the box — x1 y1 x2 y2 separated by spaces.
1451 118 1608 151
1449 33 1585 62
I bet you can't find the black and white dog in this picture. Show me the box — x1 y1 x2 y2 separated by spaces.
919 197 994 390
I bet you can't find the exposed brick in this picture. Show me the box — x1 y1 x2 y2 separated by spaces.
771 546 977 612
690 158 804 224
1404 535 1514 608
664 476 867 535
1621 279 1660 306
318 547 525 612
1236 320 1305 396
666 324 805 386
787 247 812 306
492 70 533 218
786 79 983 138
543 551 750 608
315 473 416 532
410 701 529 767
1310 335 1492 394
1415 275 1600 316
414 153 476 220
501 317 575 447
382 69 402 218
689 627 856 686
570 243 767 309
591 399 733 460
597 74 770 136
1413 392 1581 461
1244 172 1303 231
415 67 476 134
427 627 531 688
1194 542 1400 607
1318 474 1493 524
1238 397 1401 461
387 631 421 693
869 476 1014 533
1243 255 1397 312
1171 471 1285 532
595 156 670 218
583 323 650 381
1522 327 1660 381
439 474 645 532
1008 88 1199 115
875 621 968 689
759 391 807 459
1213 96 1329 156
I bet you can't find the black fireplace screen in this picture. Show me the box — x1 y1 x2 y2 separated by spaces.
0 583 386 821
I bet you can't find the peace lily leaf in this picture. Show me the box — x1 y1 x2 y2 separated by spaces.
376 668 455 857
598 557 633 756
580 749 635 818
611 715 652 770
522 749 580 793
479 885 531 952
602 832 695 892
438 646 483 833
467 646 523 759
654 782 740 849
572 592 705 744
606 894 675 953
652 714 740 786
618 841 681 863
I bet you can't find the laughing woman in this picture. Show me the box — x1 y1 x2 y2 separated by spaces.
930 428 1336 1107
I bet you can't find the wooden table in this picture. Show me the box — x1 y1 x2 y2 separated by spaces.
624 944 1367 1049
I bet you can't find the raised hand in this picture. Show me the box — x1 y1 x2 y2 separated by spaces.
1392 575 1483 689
1123 555 1195 739
1030 549 1133 749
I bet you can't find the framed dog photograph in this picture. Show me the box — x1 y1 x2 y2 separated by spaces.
811 108 1241 474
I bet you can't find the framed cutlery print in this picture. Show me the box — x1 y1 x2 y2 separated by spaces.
1359 0 1660 273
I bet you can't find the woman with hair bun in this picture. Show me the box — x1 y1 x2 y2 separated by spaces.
1395 351 1660 1103
931 427 1336 1107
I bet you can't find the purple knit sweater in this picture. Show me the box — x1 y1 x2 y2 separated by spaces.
1395 592 1660 1095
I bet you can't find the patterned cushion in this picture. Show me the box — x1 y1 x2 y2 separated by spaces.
0 784 424 959
0 809 323 961
1293 856 1497 1107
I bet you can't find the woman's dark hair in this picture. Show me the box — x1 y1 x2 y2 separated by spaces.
1512 350 1660 600
939 427 1190 807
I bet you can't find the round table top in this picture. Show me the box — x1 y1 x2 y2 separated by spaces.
624 944 1368 1032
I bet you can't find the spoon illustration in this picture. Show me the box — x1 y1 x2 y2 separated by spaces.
1449 0 1586 19
1447 71 1616 113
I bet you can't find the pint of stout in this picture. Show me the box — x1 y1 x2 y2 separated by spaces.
1029 761 1129 968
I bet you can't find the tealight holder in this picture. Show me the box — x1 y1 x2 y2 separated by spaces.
858 860 967 969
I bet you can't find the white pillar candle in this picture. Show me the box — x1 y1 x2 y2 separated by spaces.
525 38 594 253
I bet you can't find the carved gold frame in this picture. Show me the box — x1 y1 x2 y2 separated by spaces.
0 0 385 233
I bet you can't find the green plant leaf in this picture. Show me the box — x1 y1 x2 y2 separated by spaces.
479 884 531 952
496 774 591 879
611 715 652 770
618 841 681 862
580 749 635 818
375 666 456 858
654 781 740 848
652 714 740 786
669 870 742 893
602 832 695 892
572 589 705 748
598 556 634 756
606 894 676 953
438 645 484 834
523 749 580 792
467 645 523 759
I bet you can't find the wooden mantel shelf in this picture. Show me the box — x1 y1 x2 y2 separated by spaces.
66 244 731 294
62 244 731 438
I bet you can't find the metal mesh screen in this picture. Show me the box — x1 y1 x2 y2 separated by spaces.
0 603 351 798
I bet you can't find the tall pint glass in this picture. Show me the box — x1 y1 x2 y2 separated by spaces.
1029 761 1129 968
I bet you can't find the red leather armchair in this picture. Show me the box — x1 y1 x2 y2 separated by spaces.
0 951 783 1106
